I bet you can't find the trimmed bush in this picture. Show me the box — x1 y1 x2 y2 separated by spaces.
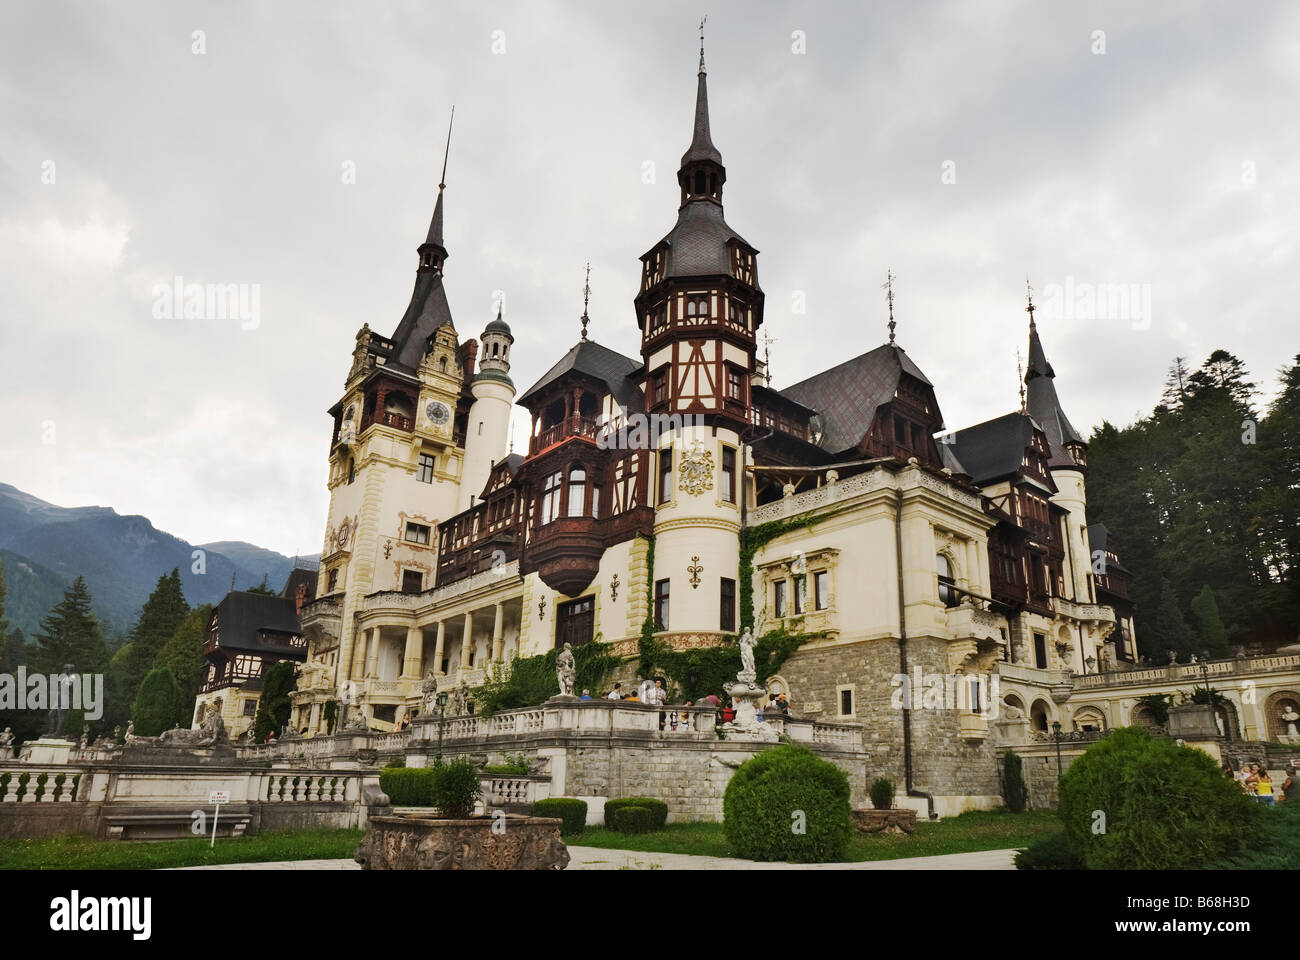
1205 800 1300 869
533 798 588 835
1001 750 1028 813
611 805 654 833
869 777 895 810
1015 830 1084 870
379 767 437 806
431 757 482 818
723 744 851 863
1058 726 1262 869
604 797 668 830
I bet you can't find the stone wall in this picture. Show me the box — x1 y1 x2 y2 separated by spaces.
0 802 102 839
780 636 1002 810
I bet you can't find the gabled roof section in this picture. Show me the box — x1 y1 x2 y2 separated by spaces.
778 344 933 455
948 412 1041 486
210 591 305 656
518 339 644 412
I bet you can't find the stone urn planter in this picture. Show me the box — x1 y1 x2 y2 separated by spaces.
851 808 917 835
354 813 569 870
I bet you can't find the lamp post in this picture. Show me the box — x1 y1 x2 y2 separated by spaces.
1052 720 1063 786
436 692 448 765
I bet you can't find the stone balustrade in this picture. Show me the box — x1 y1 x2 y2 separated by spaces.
1074 653 1300 690
260 771 361 803
0 767 84 803
481 774 551 809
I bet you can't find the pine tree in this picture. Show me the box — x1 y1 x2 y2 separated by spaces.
1189 585 1230 658
253 660 297 742
31 577 110 675
246 575 276 596
120 569 189 708
132 666 184 736
151 604 213 725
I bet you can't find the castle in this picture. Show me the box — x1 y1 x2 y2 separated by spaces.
286 45 1300 812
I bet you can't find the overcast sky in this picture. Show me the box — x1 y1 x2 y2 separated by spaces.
2 0 1297 557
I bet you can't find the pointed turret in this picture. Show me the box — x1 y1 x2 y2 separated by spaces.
677 34 726 207
1024 293 1086 470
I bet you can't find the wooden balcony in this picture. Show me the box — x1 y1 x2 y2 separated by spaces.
529 415 600 455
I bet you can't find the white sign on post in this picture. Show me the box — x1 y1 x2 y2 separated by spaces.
208 791 230 847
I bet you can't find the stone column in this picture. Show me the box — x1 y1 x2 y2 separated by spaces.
402 625 422 679
433 621 446 674
365 627 381 679
491 603 505 662
460 612 474 668
309 701 322 734
351 628 370 680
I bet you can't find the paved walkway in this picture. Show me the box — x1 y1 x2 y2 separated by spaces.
168 847 1017 871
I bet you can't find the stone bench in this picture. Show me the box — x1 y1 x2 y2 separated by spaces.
101 805 253 841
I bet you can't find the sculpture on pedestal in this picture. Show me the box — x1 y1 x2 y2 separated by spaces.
453 681 470 716
556 642 577 698
46 663 76 738
1281 702 1300 740
0 727 13 760
421 671 440 712
722 628 777 742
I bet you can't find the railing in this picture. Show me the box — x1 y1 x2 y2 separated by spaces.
262 772 358 803
1075 653 1300 689
361 410 413 432
529 415 600 455
1051 597 1117 624
1029 728 1111 745
0 768 83 802
482 775 549 809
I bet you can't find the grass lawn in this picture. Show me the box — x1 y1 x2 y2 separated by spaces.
567 809 1058 863
0 828 364 870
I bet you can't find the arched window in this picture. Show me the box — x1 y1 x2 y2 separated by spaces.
567 466 587 517
346 457 356 485
937 554 958 607
686 299 697 317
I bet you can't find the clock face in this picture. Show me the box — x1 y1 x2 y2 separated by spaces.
426 401 450 426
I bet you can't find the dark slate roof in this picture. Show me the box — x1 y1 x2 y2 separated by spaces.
211 591 304 656
778 344 933 455
280 566 318 602
1088 523 1133 576
947 412 1039 485
681 70 723 167
656 200 756 285
1025 322 1085 468
389 274 454 374
484 306 512 337
518 339 644 412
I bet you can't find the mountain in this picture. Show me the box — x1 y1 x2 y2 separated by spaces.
0 483 313 639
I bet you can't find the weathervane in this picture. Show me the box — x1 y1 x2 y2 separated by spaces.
1025 276 1036 329
883 269 897 345
699 15 707 73
580 262 591 341
759 329 778 386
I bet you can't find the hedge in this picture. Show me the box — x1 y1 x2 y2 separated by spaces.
604 797 668 830
1057 726 1262 869
1014 830 1084 870
611 806 654 834
723 744 851 863
379 767 437 806
533 798 588 835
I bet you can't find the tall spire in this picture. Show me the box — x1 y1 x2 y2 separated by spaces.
1016 347 1026 413
419 106 454 273
679 19 724 203
698 14 707 74
580 262 591 341
1023 282 1086 468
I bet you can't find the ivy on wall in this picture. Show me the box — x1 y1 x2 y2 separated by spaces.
738 504 854 630
637 625 821 703
474 640 621 716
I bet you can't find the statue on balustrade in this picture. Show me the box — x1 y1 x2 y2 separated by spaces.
556 642 577 698
738 628 756 679
453 680 471 716
0 727 13 759
46 663 76 738
421 671 440 712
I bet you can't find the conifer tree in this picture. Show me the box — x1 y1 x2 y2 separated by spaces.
151 604 213 724
120 568 189 706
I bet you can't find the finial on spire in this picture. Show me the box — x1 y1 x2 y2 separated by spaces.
439 105 455 192
698 15 707 74
1017 347 1026 413
580 262 591 341
1025 276 1036 329
759 329 778 386
883 269 897 345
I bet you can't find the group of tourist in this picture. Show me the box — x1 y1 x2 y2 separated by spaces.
1224 762 1298 806
584 679 793 729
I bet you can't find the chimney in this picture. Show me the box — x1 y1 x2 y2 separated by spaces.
295 581 308 615
460 338 479 376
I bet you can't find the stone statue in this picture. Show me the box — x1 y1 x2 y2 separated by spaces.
556 642 576 697
343 711 368 732
421 671 440 711
738 628 756 679
0 727 14 760
124 720 137 742
453 680 470 716
46 663 76 737
80 724 90 749
1281 702 1300 739
113 725 122 743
